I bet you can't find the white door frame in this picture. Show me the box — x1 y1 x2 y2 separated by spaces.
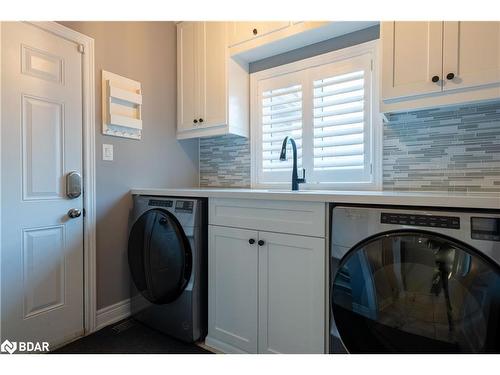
0 21 97 339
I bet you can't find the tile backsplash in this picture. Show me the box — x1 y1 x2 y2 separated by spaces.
199 134 251 187
199 101 500 192
383 101 500 192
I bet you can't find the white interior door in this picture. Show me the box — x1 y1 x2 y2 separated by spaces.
1 22 84 349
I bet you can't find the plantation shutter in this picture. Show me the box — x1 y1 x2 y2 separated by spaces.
257 71 305 183
310 54 373 183
253 49 375 187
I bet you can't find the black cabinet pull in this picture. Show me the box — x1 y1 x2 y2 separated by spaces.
431 75 440 83
446 72 455 80
199 118 204 123
248 238 255 245
252 28 258 35
193 119 198 124
258 240 265 246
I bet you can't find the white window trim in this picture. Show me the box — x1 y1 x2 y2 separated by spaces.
250 40 382 191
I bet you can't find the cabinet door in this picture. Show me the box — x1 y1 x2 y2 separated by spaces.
229 22 290 46
199 22 227 128
443 21 500 91
208 225 259 353
177 22 198 132
258 232 325 354
382 21 443 99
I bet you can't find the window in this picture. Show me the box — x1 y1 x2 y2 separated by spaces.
251 41 380 189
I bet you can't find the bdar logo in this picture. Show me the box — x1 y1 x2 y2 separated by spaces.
1 340 17 354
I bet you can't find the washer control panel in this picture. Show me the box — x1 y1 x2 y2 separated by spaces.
175 200 194 214
148 199 173 208
471 217 500 241
381 212 460 229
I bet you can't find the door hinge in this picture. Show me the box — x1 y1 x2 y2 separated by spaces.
78 44 85 54
370 59 374 71
370 163 373 174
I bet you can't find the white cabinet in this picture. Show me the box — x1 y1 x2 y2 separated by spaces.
382 22 443 99
381 21 500 112
443 21 500 91
258 232 325 354
207 225 258 353
176 22 249 139
206 199 326 354
177 22 199 133
229 22 290 47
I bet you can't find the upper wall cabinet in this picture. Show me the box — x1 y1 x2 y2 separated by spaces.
177 22 249 139
228 21 377 62
382 22 443 99
443 22 500 91
381 21 500 112
229 22 291 47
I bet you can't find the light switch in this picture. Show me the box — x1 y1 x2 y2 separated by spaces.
103 144 113 161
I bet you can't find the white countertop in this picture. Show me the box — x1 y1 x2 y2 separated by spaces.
130 187 500 210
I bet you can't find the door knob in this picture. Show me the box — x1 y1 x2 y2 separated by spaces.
431 75 440 83
68 208 82 219
248 238 255 245
253 28 258 35
446 72 455 80
258 240 265 246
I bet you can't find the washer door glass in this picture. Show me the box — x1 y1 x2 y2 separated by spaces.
128 208 192 304
331 230 500 353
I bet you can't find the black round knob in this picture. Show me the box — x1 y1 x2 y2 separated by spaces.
199 118 204 123
252 28 258 35
193 119 198 124
431 75 440 83
258 240 265 246
248 239 255 245
446 72 455 80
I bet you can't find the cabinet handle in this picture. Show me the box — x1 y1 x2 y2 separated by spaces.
446 72 455 80
252 28 258 35
199 118 204 123
248 238 255 245
258 240 265 246
431 75 440 83
193 119 198 124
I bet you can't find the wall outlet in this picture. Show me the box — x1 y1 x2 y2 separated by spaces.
103 144 114 161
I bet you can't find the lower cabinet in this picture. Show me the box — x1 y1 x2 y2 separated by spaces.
207 225 259 353
258 232 325 354
206 223 326 354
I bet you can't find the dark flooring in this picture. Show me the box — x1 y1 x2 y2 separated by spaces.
54 318 211 354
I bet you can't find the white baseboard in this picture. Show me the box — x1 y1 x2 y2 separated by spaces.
95 298 131 331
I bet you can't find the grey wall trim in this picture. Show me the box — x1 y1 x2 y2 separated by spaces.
249 25 380 73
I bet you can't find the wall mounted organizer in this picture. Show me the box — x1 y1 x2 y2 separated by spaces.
102 70 142 139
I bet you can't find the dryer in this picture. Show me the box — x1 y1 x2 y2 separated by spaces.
128 195 207 343
330 205 500 353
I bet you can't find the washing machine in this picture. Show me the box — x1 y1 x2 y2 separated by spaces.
330 205 500 353
128 195 207 343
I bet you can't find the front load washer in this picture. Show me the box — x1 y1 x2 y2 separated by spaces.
128 195 207 343
330 205 500 353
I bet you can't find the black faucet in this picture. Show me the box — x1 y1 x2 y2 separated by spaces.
280 136 306 191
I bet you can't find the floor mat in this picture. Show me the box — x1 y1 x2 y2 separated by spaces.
54 319 211 354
